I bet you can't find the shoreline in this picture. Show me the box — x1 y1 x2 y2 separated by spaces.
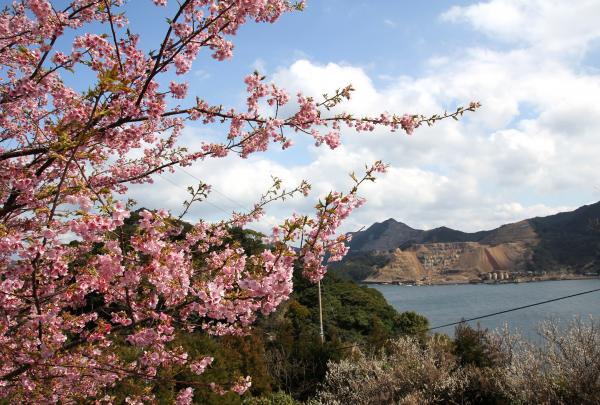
361 274 600 287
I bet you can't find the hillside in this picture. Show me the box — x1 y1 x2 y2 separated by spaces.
332 202 600 284
104 214 425 403
347 219 491 252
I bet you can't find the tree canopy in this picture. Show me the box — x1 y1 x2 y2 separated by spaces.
0 1 477 402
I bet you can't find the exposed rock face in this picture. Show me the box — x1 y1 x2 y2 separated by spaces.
363 248 426 283
362 241 535 284
333 202 600 283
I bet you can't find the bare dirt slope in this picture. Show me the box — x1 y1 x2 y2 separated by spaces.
336 202 600 283
362 240 535 284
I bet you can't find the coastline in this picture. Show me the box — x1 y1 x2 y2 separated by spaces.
361 274 600 287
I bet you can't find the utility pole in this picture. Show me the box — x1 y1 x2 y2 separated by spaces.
299 219 324 344
318 279 324 344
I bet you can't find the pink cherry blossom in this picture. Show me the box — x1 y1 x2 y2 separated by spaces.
231 376 252 395
190 356 214 375
176 387 194 405
169 82 189 99
0 0 478 402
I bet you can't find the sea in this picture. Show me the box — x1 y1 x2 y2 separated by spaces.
370 279 600 341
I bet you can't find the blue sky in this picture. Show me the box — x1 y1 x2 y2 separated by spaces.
8 0 600 233
123 0 493 105
157 0 600 233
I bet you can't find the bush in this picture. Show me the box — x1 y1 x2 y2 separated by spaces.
243 391 298 405
311 317 600 405
496 317 600 404
453 322 505 368
395 311 430 343
310 337 465 404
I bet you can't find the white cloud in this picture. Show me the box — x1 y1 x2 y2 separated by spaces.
441 0 600 55
129 0 600 235
193 69 211 80
383 19 397 28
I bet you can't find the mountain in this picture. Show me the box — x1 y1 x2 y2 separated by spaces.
529 202 600 272
347 219 425 251
332 202 600 284
347 220 491 252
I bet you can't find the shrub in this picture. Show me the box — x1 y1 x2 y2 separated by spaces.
312 317 600 405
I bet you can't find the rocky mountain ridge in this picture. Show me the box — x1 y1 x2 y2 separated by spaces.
331 202 600 284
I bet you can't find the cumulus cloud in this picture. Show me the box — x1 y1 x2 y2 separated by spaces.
441 0 600 55
130 0 600 234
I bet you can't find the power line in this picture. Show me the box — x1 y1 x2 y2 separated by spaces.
428 286 600 331
156 173 232 217
329 286 600 352
175 166 250 212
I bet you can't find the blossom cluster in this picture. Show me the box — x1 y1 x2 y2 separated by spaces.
0 0 478 402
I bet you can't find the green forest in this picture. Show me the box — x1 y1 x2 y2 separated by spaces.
100 216 599 404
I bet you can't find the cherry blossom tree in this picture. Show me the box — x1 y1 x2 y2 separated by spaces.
0 0 479 402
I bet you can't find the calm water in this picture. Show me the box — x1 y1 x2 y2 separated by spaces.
370 279 600 340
